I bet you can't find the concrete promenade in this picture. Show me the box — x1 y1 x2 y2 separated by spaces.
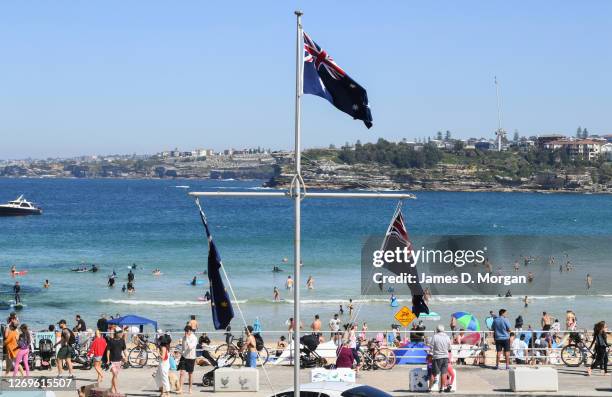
3 365 611 397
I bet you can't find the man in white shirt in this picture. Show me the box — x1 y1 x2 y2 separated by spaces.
178 325 198 394
329 314 340 343
511 333 528 364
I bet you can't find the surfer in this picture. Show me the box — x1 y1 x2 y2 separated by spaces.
132 263 137 270
191 276 197 286
505 290 512 297
273 286 280 302
43 279 50 289
121 284 126 293
13 281 21 304
272 266 281 273
204 291 211 301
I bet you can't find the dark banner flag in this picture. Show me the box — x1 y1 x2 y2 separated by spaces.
380 207 430 317
303 32 373 128
197 205 234 330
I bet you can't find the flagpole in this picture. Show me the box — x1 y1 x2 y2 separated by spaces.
293 9 303 397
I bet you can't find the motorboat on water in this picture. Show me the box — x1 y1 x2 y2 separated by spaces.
0 195 42 216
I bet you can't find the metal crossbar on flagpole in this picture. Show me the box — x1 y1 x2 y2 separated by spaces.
187 10 416 397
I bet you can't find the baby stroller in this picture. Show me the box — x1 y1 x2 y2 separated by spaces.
300 334 327 368
38 338 55 370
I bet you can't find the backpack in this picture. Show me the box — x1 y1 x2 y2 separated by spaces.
65 328 76 345
254 333 264 351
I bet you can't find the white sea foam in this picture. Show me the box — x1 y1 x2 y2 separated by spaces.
99 299 246 306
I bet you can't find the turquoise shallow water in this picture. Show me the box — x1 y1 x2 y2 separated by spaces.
1 178 612 333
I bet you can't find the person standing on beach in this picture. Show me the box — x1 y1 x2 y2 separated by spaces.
55 319 74 376
155 334 171 397
430 325 451 392
523 296 529 308
242 326 258 368
87 330 107 384
329 314 340 342
187 315 198 332
493 309 511 370
12 323 31 377
3 318 20 375
178 325 197 394
311 315 322 338
587 321 609 376
107 329 127 395
541 312 552 331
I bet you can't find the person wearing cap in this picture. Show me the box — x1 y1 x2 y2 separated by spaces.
178 325 197 394
430 324 451 392
54 319 74 376
106 328 127 395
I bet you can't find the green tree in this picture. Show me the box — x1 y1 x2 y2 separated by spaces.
513 130 519 142
436 131 443 140
445 130 451 141
576 127 582 138
582 128 589 138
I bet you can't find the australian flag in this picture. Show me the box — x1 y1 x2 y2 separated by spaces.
379 208 429 317
198 206 234 330
303 32 373 128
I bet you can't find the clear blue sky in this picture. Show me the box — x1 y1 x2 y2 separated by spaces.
2 1 612 159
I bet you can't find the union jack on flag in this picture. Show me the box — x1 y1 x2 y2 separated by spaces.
302 31 373 128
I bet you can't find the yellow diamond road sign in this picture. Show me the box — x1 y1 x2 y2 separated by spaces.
394 306 416 327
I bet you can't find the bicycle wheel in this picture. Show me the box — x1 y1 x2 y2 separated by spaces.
356 350 371 370
378 348 396 370
256 347 270 367
128 347 148 368
215 344 238 366
560 344 584 367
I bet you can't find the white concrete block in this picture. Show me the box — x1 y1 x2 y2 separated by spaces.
509 367 558 392
214 367 259 392
410 367 457 392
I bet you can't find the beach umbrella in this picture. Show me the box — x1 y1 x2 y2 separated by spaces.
451 311 481 345
451 311 480 331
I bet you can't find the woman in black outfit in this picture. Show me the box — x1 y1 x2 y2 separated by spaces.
587 321 609 376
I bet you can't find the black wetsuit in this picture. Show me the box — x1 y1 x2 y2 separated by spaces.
13 284 21 304
128 271 134 282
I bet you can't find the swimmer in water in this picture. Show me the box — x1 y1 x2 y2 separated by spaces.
285 276 293 290
527 272 534 282
191 276 197 286
586 274 592 290
10 265 17 277
339 304 344 316
347 299 354 317
306 275 314 289
108 276 115 287
523 295 529 308
273 287 280 302
43 279 50 289
121 284 126 293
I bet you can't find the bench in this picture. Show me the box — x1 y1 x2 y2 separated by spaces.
509 367 558 392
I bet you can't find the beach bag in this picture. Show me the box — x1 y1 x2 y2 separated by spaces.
254 333 264 352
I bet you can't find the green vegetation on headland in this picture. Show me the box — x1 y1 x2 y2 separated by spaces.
270 138 612 192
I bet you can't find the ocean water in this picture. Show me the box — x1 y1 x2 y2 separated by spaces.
1 178 612 334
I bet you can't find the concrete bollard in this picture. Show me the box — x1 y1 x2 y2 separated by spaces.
214 367 259 392
509 367 558 392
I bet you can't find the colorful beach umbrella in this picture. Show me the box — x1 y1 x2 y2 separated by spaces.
451 312 482 344
451 311 481 331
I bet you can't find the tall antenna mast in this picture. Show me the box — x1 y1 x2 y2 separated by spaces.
494 76 506 152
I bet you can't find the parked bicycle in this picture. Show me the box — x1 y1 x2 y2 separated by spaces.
357 339 396 370
214 330 269 367
127 334 160 368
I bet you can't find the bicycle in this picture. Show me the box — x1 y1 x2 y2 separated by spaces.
357 340 396 370
560 332 593 367
214 331 269 367
127 334 160 368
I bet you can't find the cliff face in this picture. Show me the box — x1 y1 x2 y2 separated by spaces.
265 160 610 193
